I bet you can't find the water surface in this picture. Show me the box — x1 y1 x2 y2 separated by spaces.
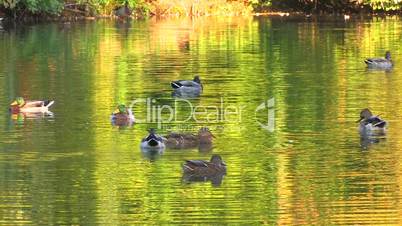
1 16 402 225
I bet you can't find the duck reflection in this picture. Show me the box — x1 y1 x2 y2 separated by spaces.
198 142 213 152
115 19 131 36
366 67 393 74
141 148 164 161
360 134 385 150
177 32 190 52
10 111 54 124
182 171 225 187
172 89 201 98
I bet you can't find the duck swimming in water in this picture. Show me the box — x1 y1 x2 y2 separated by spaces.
182 155 226 175
364 51 393 69
171 75 203 97
9 97 54 114
165 127 214 149
140 129 166 149
110 104 134 126
357 108 387 135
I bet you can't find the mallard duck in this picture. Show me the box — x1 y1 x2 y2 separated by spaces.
110 104 134 126
114 3 132 19
357 108 387 135
364 51 393 69
140 129 166 149
165 127 214 149
182 155 226 175
9 97 54 114
171 75 203 95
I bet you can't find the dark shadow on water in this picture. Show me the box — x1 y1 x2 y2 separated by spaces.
365 67 393 74
359 134 386 151
115 19 131 37
171 90 201 99
198 143 213 152
182 171 226 187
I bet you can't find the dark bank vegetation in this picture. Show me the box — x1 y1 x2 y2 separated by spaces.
0 0 401 21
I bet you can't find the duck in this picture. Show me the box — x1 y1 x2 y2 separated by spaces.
140 128 166 149
110 104 134 126
171 75 203 96
9 97 54 114
114 3 132 19
182 155 226 175
165 127 214 149
364 51 393 69
357 108 387 135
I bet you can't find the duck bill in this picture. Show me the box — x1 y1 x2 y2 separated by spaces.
113 109 120 114
356 117 363 123
10 100 18 106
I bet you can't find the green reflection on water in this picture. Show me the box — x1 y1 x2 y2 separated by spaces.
1 16 402 225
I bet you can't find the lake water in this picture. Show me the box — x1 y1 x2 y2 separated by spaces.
1 16 402 225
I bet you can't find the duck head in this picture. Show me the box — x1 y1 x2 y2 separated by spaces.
148 139 159 147
10 97 25 107
356 108 373 122
385 51 391 60
113 104 127 114
210 155 226 166
198 127 214 143
193 75 201 84
146 128 161 147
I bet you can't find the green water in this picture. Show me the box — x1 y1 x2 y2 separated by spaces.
1 16 402 225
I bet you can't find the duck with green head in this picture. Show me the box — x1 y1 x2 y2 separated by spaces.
9 97 54 114
111 104 135 126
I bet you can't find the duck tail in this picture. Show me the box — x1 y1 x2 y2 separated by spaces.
171 82 182 89
127 108 135 121
183 164 194 172
374 120 387 128
44 100 55 108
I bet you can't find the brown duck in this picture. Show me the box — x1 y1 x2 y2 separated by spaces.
110 104 135 126
182 155 226 175
165 127 214 149
9 97 54 114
